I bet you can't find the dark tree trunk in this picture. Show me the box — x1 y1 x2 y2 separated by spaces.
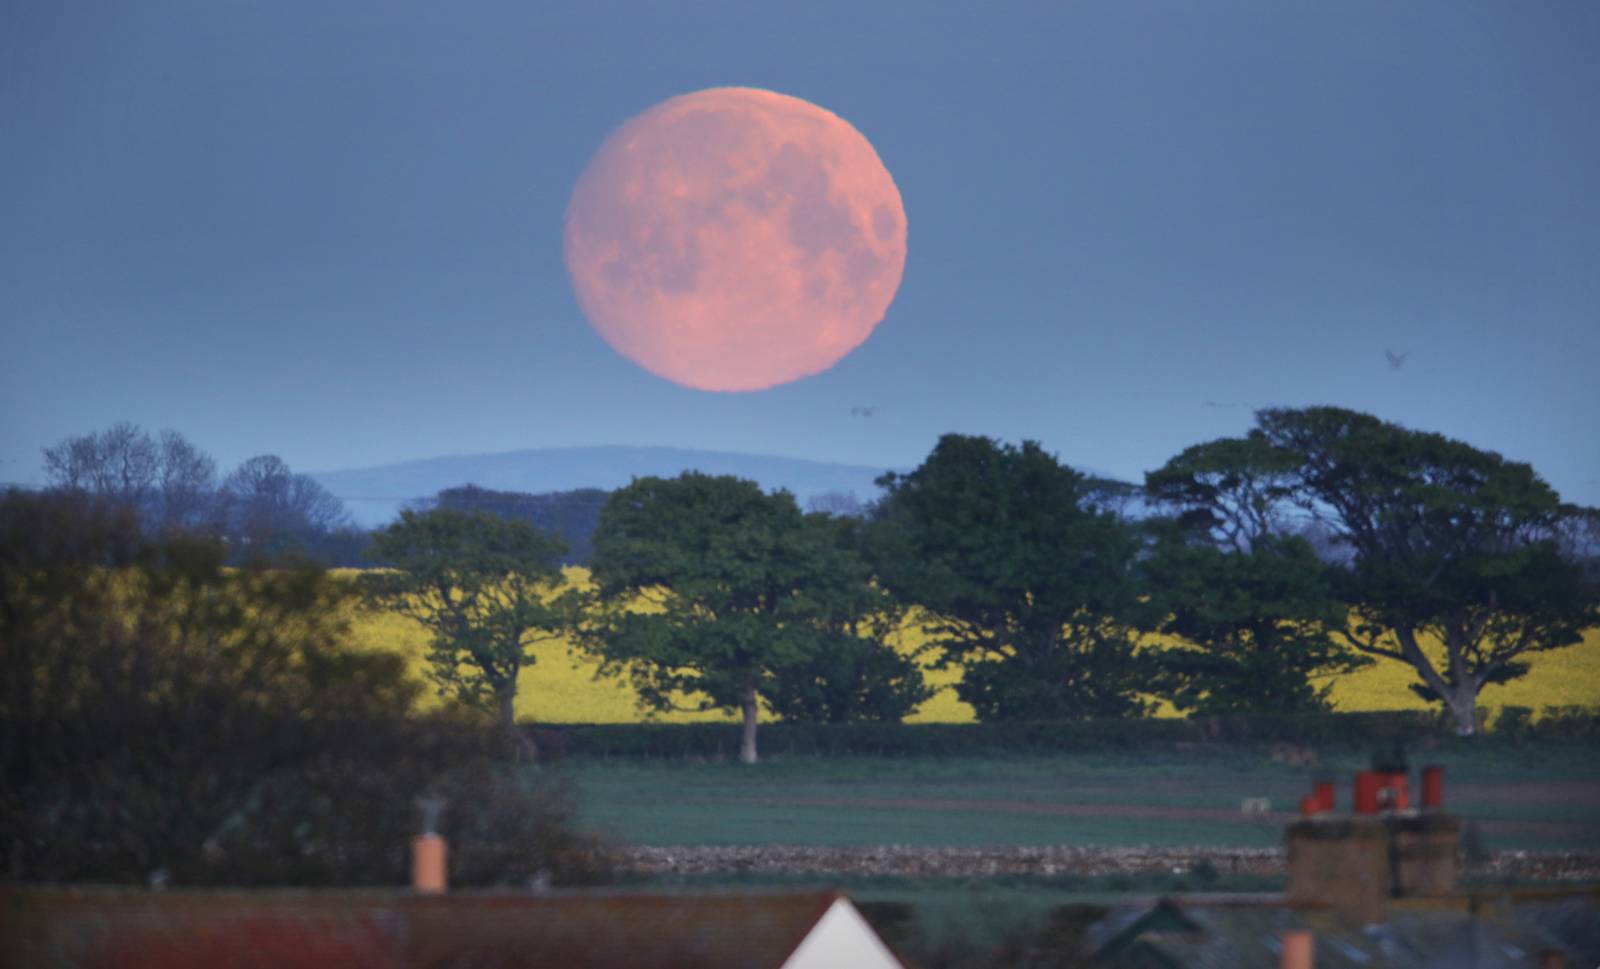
498 686 536 762
1394 627 1480 737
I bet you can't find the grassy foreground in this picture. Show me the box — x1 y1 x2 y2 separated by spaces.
342 568 1600 724
562 746 1600 853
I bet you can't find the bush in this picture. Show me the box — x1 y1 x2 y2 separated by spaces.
201 717 609 888
1 489 608 888
1510 705 1600 743
1493 705 1536 738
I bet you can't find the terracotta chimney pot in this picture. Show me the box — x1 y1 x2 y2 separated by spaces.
1354 771 1382 814
1421 765 1444 808
1281 929 1314 969
412 833 448 894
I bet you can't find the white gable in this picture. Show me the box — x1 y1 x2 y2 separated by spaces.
780 898 904 969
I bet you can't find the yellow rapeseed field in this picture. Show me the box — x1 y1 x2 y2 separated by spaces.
340 569 1600 724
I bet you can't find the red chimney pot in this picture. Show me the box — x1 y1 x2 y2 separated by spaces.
1382 772 1411 810
1354 771 1382 814
1421 765 1444 809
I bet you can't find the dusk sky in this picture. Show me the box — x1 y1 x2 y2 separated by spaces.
3 1 1597 507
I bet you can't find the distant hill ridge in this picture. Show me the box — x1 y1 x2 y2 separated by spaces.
308 445 904 528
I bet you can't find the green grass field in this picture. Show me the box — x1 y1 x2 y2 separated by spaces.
565 745 1600 853
561 745 1600 960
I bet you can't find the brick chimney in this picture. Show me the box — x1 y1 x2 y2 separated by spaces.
1286 765 1458 923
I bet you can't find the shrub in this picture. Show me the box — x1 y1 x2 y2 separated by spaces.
1 489 608 887
1493 705 1535 738
201 717 609 888
1527 705 1600 742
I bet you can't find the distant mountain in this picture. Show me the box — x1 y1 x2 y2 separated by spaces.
308 446 904 528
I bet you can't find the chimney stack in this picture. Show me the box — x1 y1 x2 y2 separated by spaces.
1288 768 1460 921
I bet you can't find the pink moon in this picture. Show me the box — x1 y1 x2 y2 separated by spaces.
563 87 907 392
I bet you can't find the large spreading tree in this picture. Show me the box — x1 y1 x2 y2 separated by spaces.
872 434 1157 721
362 508 569 751
1143 435 1367 715
584 473 907 763
1247 406 1597 734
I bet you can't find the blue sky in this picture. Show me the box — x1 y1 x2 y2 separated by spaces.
3 1 1597 505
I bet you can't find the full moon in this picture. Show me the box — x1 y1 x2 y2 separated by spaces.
563 87 907 391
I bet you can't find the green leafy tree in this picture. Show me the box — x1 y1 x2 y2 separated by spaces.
1143 527 1366 714
872 435 1157 721
362 508 569 747
1144 437 1368 715
763 633 930 723
1253 406 1598 734
763 513 930 723
584 474 888 763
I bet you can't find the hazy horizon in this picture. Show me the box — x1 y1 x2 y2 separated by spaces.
4 2 1597 506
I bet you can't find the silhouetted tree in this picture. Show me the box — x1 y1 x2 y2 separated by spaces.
1255 407 1597 734
872 435 1158 721
1143 436 1366 714
43 423 220 533
221 454 351 556
43 422 157 504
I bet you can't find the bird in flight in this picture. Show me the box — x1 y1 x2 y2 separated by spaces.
1385 349 1411 370
849 406 877 418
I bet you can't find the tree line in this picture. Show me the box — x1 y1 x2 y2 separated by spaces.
21 408 1600 764
348 406 1600 762
27 424 616 567
37 422 364 563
